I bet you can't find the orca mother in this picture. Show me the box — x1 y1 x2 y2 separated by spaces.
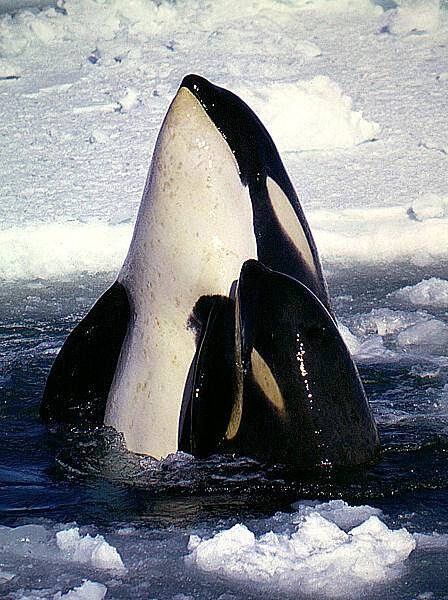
41 75 380 467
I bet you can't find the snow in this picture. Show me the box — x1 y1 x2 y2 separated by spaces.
185 501 416 598
0 222 129 279
236 76 381 152
0 0 447 282
382 0 442 35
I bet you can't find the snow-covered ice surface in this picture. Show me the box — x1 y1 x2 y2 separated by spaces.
1 0 448 599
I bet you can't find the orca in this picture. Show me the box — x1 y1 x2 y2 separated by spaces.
41 74 380 467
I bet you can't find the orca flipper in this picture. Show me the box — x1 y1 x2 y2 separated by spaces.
40 282 130 427
178 296 236 457
232 260 380 468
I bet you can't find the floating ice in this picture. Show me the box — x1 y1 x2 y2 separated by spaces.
54 580 107 600
397 319 448 355
414 532 448 551
0 523 125 574
349 307 429 337
389 279 448 309
56 527 126 572
338 323 361 354
236 76 381 152
186 501 416 598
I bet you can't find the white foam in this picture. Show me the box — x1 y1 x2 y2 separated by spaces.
186 501 416 598
54 580 107 600
389 278 448 308
56 527 126 572
236 76 381 152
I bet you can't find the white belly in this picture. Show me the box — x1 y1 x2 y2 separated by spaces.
104 88 257 458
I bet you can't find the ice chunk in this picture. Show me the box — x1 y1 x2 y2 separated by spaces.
397 319 448 354
186 509 415 597
338 323 361 354
236 76 380 152
0 59 21 79
291 500 384 531
350 308 427 337
54 580 107 600
408 194 448 222
56 528 126 573
389 278 448 309
296 40 322 58
116 87 141 112
88 128 111 144
0 568 15 582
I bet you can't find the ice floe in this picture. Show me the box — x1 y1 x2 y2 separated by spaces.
389 278 448 309
185 500 416 598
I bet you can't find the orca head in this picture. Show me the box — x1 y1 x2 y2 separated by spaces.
229 259 380 467
179 75 331 310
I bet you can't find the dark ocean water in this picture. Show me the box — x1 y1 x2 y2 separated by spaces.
1 263 448 598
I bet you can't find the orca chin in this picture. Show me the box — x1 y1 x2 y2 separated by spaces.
41 74 380 468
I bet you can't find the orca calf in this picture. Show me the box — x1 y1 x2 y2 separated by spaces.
41 75 380 467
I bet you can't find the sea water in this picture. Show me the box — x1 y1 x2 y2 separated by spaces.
1 261 448 599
